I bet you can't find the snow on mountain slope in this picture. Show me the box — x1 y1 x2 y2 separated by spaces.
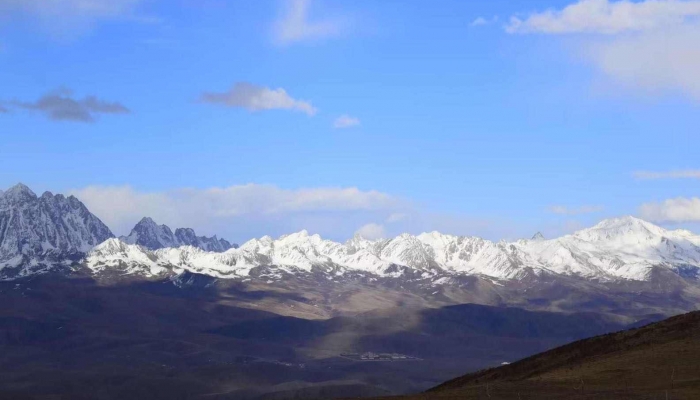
86 239 254 278
520 217 700 280
3 184 699 283
84 216 700 282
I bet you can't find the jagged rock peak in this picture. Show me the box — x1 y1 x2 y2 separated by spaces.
531 232 545 241
1 183 38 204
0 183 114 276
120 217 235 252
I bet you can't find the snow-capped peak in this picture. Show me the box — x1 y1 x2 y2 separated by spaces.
573 216 668 243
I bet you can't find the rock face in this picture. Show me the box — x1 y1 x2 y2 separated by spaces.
0 183 114 278
120 217 235 252
173 228 235 252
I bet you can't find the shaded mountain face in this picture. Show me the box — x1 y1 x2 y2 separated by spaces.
0 183 113 278
395 310 700 400
120 217 236 252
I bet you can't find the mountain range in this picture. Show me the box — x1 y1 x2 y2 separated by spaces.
4 183 700 283
0 183 236 279
3 182 700 320
2 183 700 399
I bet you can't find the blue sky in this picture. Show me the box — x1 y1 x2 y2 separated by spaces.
1 0 699 242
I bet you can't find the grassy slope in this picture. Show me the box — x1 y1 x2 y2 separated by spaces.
382 311 700 399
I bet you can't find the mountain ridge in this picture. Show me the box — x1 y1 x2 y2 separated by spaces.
3 183 700 291
119 216 236 252
85 215 700 284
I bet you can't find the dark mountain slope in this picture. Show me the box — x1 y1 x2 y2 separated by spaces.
385 310 700 399
0 275 631 399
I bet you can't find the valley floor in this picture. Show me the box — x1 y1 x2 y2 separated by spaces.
0 275 640 400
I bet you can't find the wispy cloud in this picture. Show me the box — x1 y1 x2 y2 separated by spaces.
506 0 700 101
386 213 407 223
548 205 604 215
272 0 344 45
7 88 129 122
355 212 409 240
355 223 386 240
200 82 317 116
0 0 152 38
471 16 499 27
587 24 700 100
639 197 700 223
333 114 360 129
507 0 700 34
633 170 700 180
66 183 544 242
0 105 8 113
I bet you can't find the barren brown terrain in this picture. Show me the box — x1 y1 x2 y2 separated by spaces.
380 310 700 400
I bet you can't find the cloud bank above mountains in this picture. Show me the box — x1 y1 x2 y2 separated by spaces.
69 184 404 241
67 184 535 243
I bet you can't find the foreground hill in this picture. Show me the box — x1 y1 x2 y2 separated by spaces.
386 310 700 399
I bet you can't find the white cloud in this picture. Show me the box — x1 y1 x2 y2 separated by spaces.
507 0 700 34
69 184 400 238
200 82 317 116
333 114 360 129
639 197 700 222
548 205 604 215
471 16 499 27
67 183 526 243
633 170 700 180
355 223 386 240
0 0 149 37
506 0 700 101
272 0 344 45
586 25 700 100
